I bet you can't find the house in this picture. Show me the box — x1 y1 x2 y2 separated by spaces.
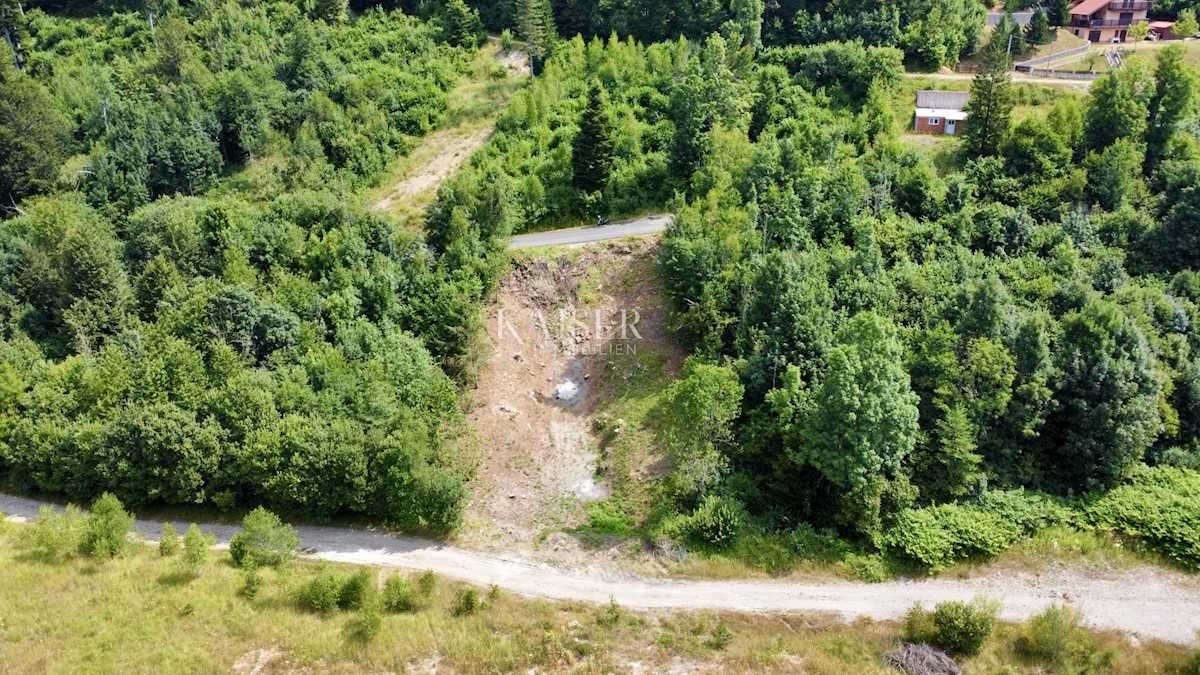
914 90 970 136
1069 0 1151 43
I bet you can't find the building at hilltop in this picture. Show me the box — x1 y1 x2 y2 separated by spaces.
1069 0 1151 43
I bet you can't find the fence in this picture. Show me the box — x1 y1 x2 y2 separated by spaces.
1023 68 1102 80
1014 43 1092 71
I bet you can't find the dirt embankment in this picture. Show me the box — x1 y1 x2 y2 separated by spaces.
460 238 682 557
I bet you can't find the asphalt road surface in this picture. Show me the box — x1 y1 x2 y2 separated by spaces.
3 491 1199 645
508 214 673 249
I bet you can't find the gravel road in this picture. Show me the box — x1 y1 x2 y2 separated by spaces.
4 492 1198 645
508 214 673 249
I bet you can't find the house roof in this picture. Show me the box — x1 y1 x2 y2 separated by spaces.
915 90 970 110
1149 20 1175 29
916 108 969 121
1070 0 1109 16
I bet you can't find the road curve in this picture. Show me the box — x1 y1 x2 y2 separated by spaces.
508 214 673 249
3 492 1199 645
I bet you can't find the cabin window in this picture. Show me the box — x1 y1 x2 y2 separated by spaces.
928 117 940 125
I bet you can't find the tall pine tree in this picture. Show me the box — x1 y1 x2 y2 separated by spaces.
518 0 556 76
962 37 1013 157
572 80 617 195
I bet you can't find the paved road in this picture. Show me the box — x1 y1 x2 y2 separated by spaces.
988 11 1033 25
4 491 1199 645
509 214 673 249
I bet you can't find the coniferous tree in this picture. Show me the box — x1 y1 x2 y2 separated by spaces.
1047 0 1071 26
962 37 1013 157
0 43 71 205
518 0 555 76
444 0 484 48
1026 9 1051 45
572 80 617 195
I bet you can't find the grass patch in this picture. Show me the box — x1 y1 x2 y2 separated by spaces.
0 523 1194 672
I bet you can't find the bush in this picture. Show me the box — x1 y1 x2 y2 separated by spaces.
81 493 135 560
671 495 745 550
348 597 383 643
706 620 733 650
843 553 890 583
452 588 480 616
298 564 344 614
904 597 999 657
1087 465 1200 569
181 524 215 571
417 570 437 597
884 490 1072 571
382 576 417 612
23 505 88 561
338 569 374 611
500 29 514 51
1015 603 1101 669
229 507 301 569
159 523 181 557
240 566 264 600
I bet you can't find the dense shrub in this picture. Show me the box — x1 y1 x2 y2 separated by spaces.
23 505 88 562
181 524 215 572
452 588 480 616
1087 465 1200 569
229 508 300 569
337 569 375 611
81 493 136 560
298 565 344 614
885 491 1072 571
666 495 746 550
158 523 181 557
904 598 999 657
382 576 417 613
1014 604 1103 670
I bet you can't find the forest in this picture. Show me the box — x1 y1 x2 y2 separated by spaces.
2 0 1200 574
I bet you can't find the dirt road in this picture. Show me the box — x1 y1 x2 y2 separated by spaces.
3 491 1198 645
509 214 673 249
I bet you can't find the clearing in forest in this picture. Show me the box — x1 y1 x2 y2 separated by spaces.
458 238 686 566
368 43 528 225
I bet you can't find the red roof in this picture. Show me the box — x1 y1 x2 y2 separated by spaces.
1071 0 1109 16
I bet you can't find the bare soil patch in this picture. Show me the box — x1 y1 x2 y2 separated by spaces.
460 238 683 561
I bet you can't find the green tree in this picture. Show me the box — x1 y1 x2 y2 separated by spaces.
1026 9 1052 45
1047 0 1071 26
962 37 1014 157
660 359 744 505
312 0 348 24
1082 69 1150 155
518 0 556 76
444 0 484 48
1174 9 1199 40
572 80 617 196
1083 138 1143 210
863 78 895 144
0 43 71 204
1128 20 1150 50
727 0 764 50
796 313 919 491
1145 45 1196 173
1043 300 1163 493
